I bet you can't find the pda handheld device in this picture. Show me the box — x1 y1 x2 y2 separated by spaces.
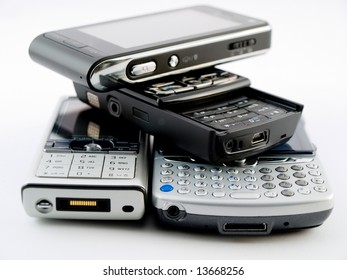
152 121 333 235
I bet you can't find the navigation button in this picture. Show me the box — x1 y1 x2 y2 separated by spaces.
160 184 174 192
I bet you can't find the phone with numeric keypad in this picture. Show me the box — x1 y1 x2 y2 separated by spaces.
152 121 334 235
22 97 149 220
75 67 304 164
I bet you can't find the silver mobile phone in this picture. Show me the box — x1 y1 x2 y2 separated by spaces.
29 5 271 91
152 121 333 235
22 97 149 220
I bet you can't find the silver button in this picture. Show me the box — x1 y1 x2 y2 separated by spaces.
230 192 261 199
307 163 319 169
195 189 208 196
275 166 288 172
229 183 241 190
243 169 255 175
195 181 207 187
244 176 257 182
291 165 304 171
279 181 292 188
314 186 327 193
178 171 190 178
312 178 324 184
161 162 173 168
262 182 276 189
161 169 173 175
212 191 226 198
168 55 179 68
281 189 295 197
228 175 240 182
212 182 224 189
211 175 223 181
211 167 222 173
295 179 309 186
309 170 321 176
246 184 259 190
131 61 156 76
36 200 53 213
293 172 306 178
227 168 239 174
298 187 311 195
178 179 190 186
194 173 207 180
264 191 278 198
178 187 191 194
259 167 272 174
160 177 173 183
177 164 190 170
194 166 206 172
261 175 274 181
277 173 290 180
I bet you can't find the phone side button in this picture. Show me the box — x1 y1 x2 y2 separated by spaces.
63 38 87 48
133 108 149 122
131 61 156 76
230 192 261 199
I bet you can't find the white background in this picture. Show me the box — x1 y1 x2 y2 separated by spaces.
0 0 346 260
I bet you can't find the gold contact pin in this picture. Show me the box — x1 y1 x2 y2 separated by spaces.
69 200 97 207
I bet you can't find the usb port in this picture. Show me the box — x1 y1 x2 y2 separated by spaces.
223 223 267 233
56 198 110 212
251 131 268 145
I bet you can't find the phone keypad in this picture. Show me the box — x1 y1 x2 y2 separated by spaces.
144 70 238 96
156 159 328 200
36 153 136 179
183 96 288 130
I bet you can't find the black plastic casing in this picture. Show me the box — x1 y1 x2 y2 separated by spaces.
74 81 303 164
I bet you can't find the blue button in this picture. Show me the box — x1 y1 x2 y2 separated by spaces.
160 184 174 192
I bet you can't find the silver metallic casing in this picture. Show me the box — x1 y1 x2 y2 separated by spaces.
21 98 149 220
29 6 271 91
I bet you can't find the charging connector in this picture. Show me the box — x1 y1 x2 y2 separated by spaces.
56 198 111 212
251 131 268 145
223 223 267 233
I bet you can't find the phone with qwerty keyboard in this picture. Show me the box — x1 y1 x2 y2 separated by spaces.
152 121 334 235
21 97 149 220
75 67 303 164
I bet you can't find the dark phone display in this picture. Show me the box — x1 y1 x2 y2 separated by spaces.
266 121 315 156
50 98 140 144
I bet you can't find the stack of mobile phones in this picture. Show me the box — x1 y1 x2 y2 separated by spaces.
23 5 333 235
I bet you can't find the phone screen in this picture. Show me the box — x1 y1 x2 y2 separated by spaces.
50 98 140 143
263 121 315 157
79 8 241 49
